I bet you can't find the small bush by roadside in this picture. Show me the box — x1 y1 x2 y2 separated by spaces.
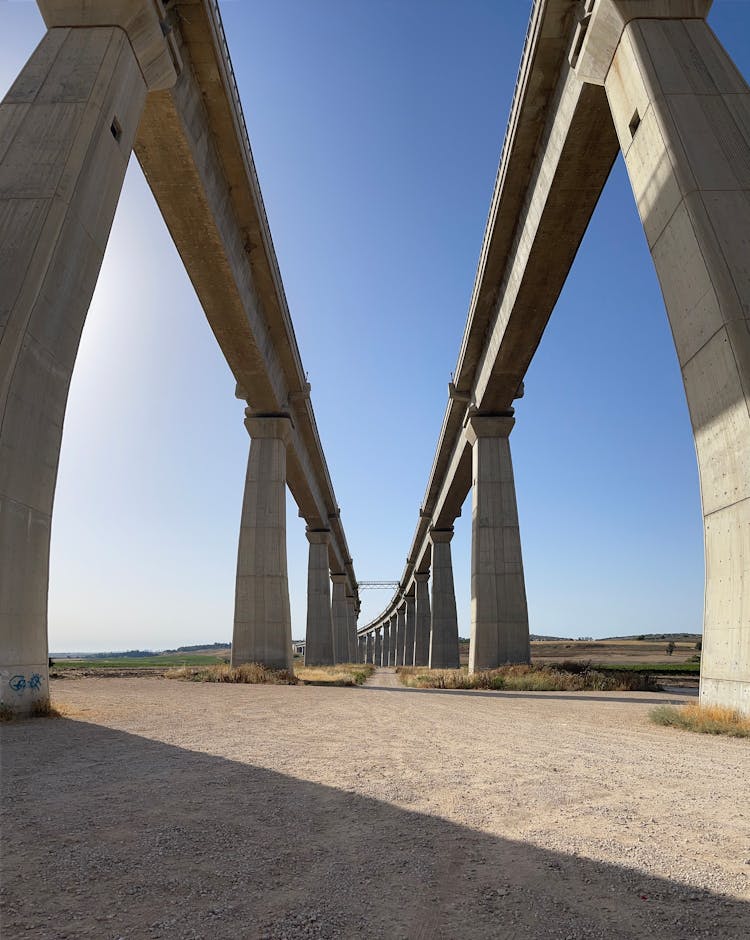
167 663 297 685
396 662 658 692
296 664 375 686
0 699 64 721
649 703 750 738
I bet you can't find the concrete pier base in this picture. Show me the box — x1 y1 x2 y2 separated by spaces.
331 575 349 664
429 529 460 669
414 573 431 666
232 415 293 670
465 415 530 672
577 3 750 712
304 530 334 666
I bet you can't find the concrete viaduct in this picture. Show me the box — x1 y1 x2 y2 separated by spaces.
357 0 750 717
0 0 360 714
2 0 750 715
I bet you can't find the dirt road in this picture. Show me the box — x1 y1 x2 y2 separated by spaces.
2 676 749 938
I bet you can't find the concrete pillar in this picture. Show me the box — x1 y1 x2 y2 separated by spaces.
0 5 176 714
388 614 398 666
346 596 358 662
330 575 349 664
404 595 416 667
304 529 334 666
429 529 460 669
375 628 382 666
232 415 293 670
365 632 372 664
394 604 406 667
414 573 431 666
381 622 389 666
575 1 750 712
465 414 530 672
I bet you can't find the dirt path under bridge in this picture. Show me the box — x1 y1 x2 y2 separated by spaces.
2 677 749 939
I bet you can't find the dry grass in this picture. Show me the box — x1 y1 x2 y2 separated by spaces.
296 663 375 686
649 702 750 738
397 663 658 692
0 698 65 721
166 663 297 685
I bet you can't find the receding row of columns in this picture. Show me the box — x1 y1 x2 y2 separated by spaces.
358 413 530 672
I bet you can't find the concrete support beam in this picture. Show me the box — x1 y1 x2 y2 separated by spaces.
365 632 373 664
382 622 390 667
387 615 396 666
0 23 156 713
579 1 750 712
465 415 530 672
232 414 293 670
429 529 460 669
375 628 382 666
347 596 358 663
413 573 431 667
303 529 334 667
404 595 416 667
330 575 349 664
395 604 406 667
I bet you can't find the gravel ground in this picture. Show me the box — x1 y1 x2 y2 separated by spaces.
1 671 749 939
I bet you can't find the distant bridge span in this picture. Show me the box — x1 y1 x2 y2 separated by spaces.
357 0 750 715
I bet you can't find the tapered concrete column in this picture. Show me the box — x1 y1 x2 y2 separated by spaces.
346 596 358 662
365 632 373 664
374 628 382 666
404 595 416 667
330 575 349 663
381 622 390 666
394 604 406 667
232 415 293 670
388 614 398 666
304 529 334 666
413 573 431 666
465 415 530 672
0 6 176 714
429 529 460 669
575 0 750 712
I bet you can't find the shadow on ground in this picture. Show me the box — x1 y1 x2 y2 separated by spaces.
1 718 746 939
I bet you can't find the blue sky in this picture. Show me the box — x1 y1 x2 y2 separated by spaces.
3 1 750 651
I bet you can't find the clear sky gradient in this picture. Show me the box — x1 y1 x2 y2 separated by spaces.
3 1 750 651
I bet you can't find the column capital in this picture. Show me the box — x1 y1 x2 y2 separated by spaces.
414 572 430 583
305 528 330 545
330 573 348 584
244 412 293 444
38 0 181 90
464 413 515 446
430 527 454 544
572 0 711 85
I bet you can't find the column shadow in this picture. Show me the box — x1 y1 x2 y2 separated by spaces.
1 718 746 939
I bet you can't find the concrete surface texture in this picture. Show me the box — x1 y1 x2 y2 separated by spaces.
330 576 349 664
303 530 334 667
429 529 460 669
374 628 382 666
465 415 530 672
413 573 431 666
346 597 358 663
232 415 293 671
395 605 406 667
581 3 750 712
0 24 151 715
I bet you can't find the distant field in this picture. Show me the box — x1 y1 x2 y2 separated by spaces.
52 654 228 669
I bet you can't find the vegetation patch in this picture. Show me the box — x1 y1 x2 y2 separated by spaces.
649 703 750 738
52 654 228 669
592 661 700 675
0 699 64 721
167 663 297 685
397 662 658 692
296 664 376 686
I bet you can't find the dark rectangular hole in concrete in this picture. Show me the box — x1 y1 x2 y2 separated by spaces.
628 109 641 138
110 117 122 142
